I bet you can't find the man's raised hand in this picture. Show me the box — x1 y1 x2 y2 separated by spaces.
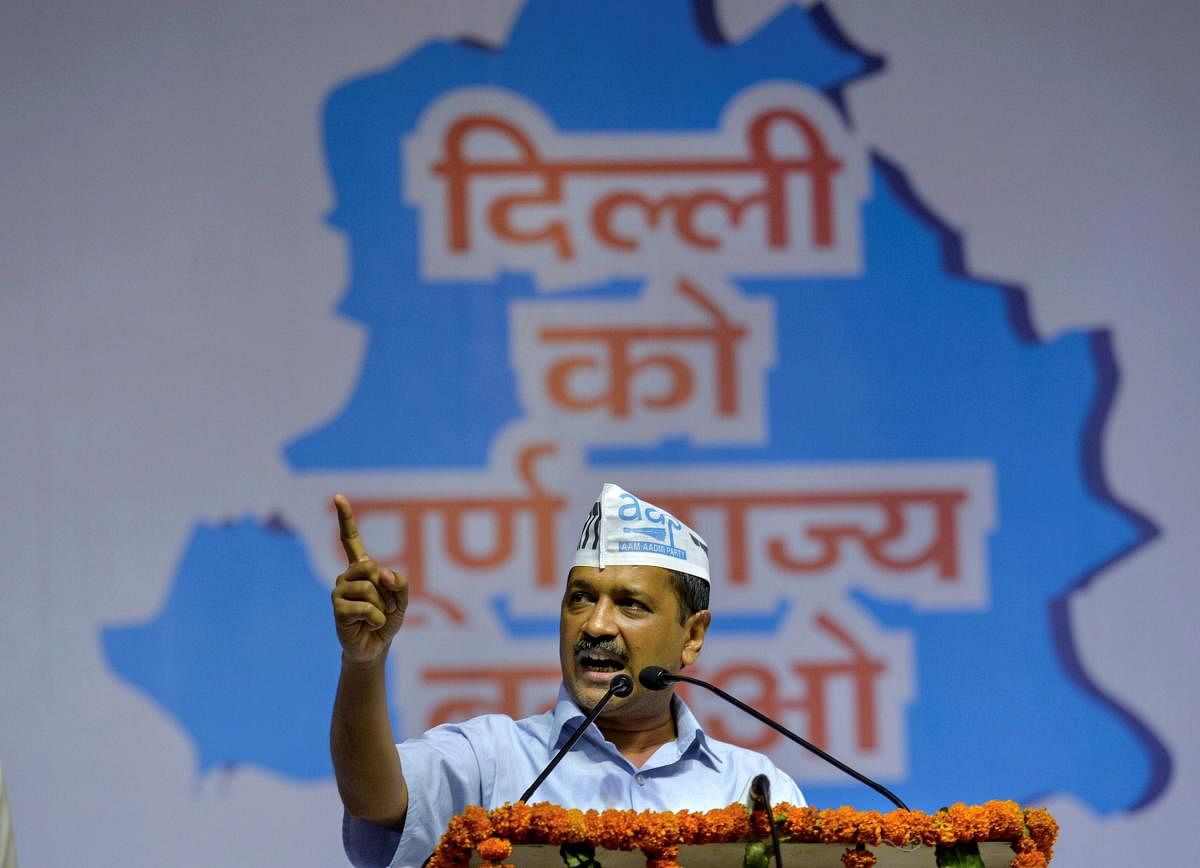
331 494 408 665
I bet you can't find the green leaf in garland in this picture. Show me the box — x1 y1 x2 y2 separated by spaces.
934 842 984 868
560 841 601 868
743 840 770 868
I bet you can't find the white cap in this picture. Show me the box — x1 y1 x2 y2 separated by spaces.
572 483 710 583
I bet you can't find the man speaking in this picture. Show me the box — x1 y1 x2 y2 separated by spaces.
331 483 805 867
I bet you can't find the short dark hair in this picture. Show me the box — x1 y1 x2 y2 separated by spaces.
667 570 709 623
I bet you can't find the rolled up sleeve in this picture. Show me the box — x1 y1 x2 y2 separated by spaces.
342 724 485 868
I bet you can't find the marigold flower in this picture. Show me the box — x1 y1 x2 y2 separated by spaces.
675 809 702 841
477 837 513 862
779 805 819 842
947 802 989 840
852 810 883 845
972 801 1022 839
425 843 472 868
817 807 861 844
927 806 961 847
460 806 494 840
879 810 918 847
692 805 749 843
492 802 535 842
560 808 588 843
1009 851 1047 868
1023 808 1058 858
1011 835 1037 853
590 808 639 850
841 845 878 867
529 803 574 844
438 804 493 853
635 809 681 855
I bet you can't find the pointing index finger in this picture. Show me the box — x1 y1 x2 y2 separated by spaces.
333 493 368 564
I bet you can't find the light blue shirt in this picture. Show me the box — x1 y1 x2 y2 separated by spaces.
343 687 806 867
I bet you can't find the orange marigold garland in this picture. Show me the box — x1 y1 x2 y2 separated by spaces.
429 800 1058 866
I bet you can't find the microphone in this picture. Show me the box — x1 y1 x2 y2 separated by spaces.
638 666 908 810
751 774 783 868
519 674 633 804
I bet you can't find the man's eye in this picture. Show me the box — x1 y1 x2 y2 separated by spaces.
569 591 591 603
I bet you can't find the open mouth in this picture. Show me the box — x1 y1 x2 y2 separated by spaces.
577 650 627 676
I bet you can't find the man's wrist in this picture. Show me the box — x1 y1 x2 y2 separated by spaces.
340 652 390 675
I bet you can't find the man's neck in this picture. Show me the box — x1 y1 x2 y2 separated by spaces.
595 702 677 769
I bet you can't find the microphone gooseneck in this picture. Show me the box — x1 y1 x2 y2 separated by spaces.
519 673 633 804
637 666 908 811
751 774 783 868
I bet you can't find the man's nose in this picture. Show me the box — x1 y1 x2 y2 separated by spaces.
582 598 618 637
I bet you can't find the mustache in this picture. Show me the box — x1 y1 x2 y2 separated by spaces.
573 637 629 661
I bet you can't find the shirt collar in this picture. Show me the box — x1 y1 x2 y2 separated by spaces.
551 684 723 768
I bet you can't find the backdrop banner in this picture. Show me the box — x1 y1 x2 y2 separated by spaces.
2 1 1194 865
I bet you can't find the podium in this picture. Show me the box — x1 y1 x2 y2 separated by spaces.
426 802 1058 867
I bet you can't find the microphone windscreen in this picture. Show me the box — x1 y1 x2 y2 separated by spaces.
637 666 671 690
610 674 634 697
750 773 771 806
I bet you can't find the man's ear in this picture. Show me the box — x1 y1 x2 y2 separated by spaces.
680 610 711 667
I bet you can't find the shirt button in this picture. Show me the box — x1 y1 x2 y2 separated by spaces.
634 774 646 786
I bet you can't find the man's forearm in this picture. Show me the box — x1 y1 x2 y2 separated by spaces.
331 657 409 828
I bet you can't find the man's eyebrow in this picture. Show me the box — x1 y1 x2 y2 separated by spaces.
566 578 651 599
608 584 654 603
